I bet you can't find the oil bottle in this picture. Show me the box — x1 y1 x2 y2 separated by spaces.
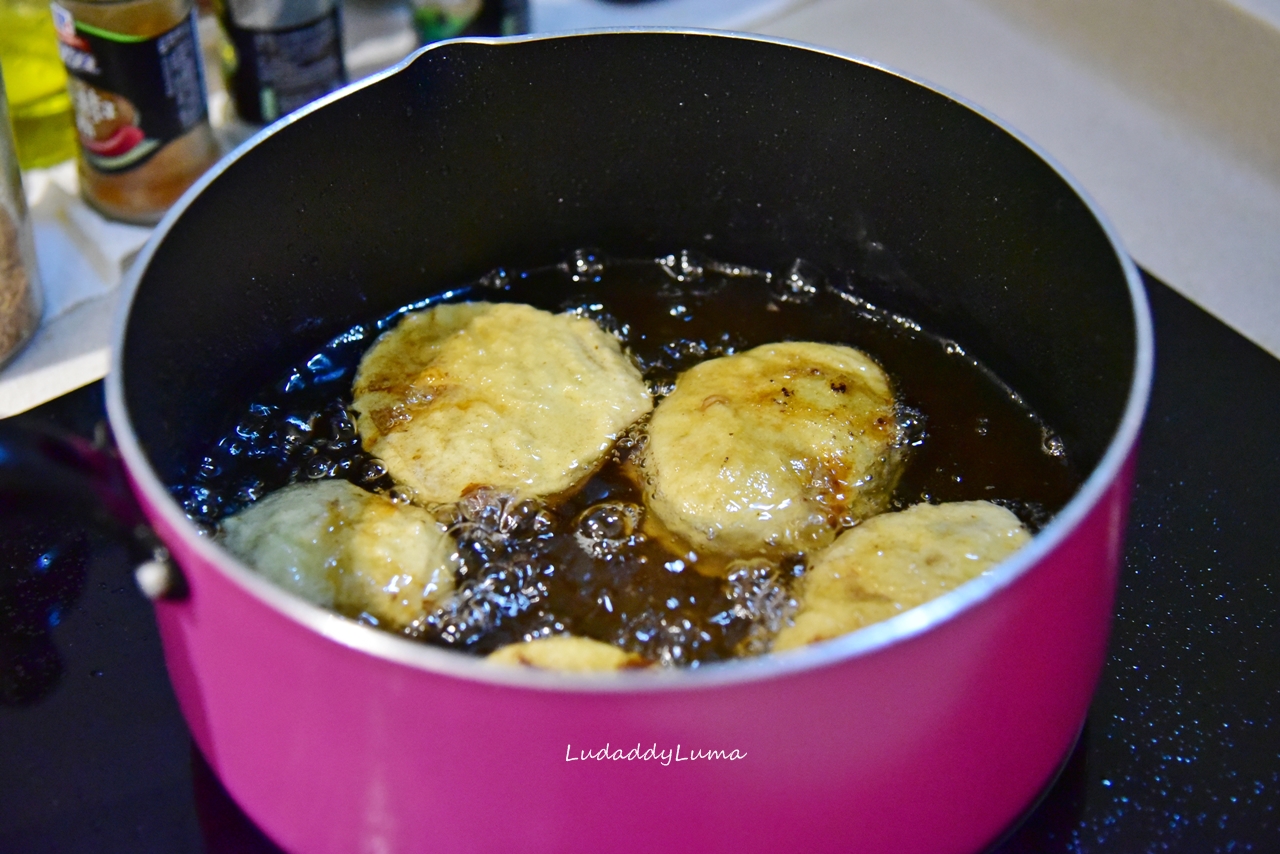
0 0 78 168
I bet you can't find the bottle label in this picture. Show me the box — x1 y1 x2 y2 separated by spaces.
50 4 209 174
221 8 346 125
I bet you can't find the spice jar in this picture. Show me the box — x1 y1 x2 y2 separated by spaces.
214 0 347 125
0 63 43 368
52 0 221 224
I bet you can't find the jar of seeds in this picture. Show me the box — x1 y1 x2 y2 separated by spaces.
0 62 42 368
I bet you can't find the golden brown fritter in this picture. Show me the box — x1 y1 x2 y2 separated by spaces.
352 302 652 504
773 500 1030 650
485 636 648 672
219 479 460 630
640 341 901 565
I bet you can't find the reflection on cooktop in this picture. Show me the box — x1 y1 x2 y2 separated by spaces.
0 508 90 707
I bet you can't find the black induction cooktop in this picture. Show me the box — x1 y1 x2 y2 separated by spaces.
1 272 1277 853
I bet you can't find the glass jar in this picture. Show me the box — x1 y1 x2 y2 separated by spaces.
0 0 78 169
52 0 221 224
0 63 43 367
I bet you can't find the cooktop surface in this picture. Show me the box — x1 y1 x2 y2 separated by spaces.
1 272 1276 853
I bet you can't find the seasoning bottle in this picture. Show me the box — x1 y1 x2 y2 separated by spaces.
0 63 43 367
410 0 528 45
0 0 78 168
51 0 221 224
213 0 346 126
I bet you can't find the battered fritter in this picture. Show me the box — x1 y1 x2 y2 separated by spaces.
219 479 460 630
640 341 901 564
352 302 652 504
486 636 647 671
772 500 1031 650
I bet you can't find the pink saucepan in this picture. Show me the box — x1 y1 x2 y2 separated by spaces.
97 29 1151 854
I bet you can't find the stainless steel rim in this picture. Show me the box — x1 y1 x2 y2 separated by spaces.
105 27 1155 694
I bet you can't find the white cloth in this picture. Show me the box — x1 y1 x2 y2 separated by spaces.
0 162 151 417
25 162 152 319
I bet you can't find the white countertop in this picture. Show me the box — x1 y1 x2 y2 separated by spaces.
3 0 1278 416
757 0 1280 361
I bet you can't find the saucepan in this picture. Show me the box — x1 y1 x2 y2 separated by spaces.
89 29 1150 854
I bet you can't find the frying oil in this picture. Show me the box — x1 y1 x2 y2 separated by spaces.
176 250 1080 666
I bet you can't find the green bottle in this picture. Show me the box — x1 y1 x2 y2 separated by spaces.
410 0 528 45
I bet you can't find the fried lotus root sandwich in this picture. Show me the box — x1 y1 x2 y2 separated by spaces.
773 500 1031 651
640 341 902 567
352 302 653 505
219 479 461 630
486 636 649 672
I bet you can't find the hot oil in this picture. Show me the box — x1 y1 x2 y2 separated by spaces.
176 250 1080 667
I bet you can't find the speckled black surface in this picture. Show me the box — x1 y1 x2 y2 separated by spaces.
990 272 1280 854
1 272 1276 854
